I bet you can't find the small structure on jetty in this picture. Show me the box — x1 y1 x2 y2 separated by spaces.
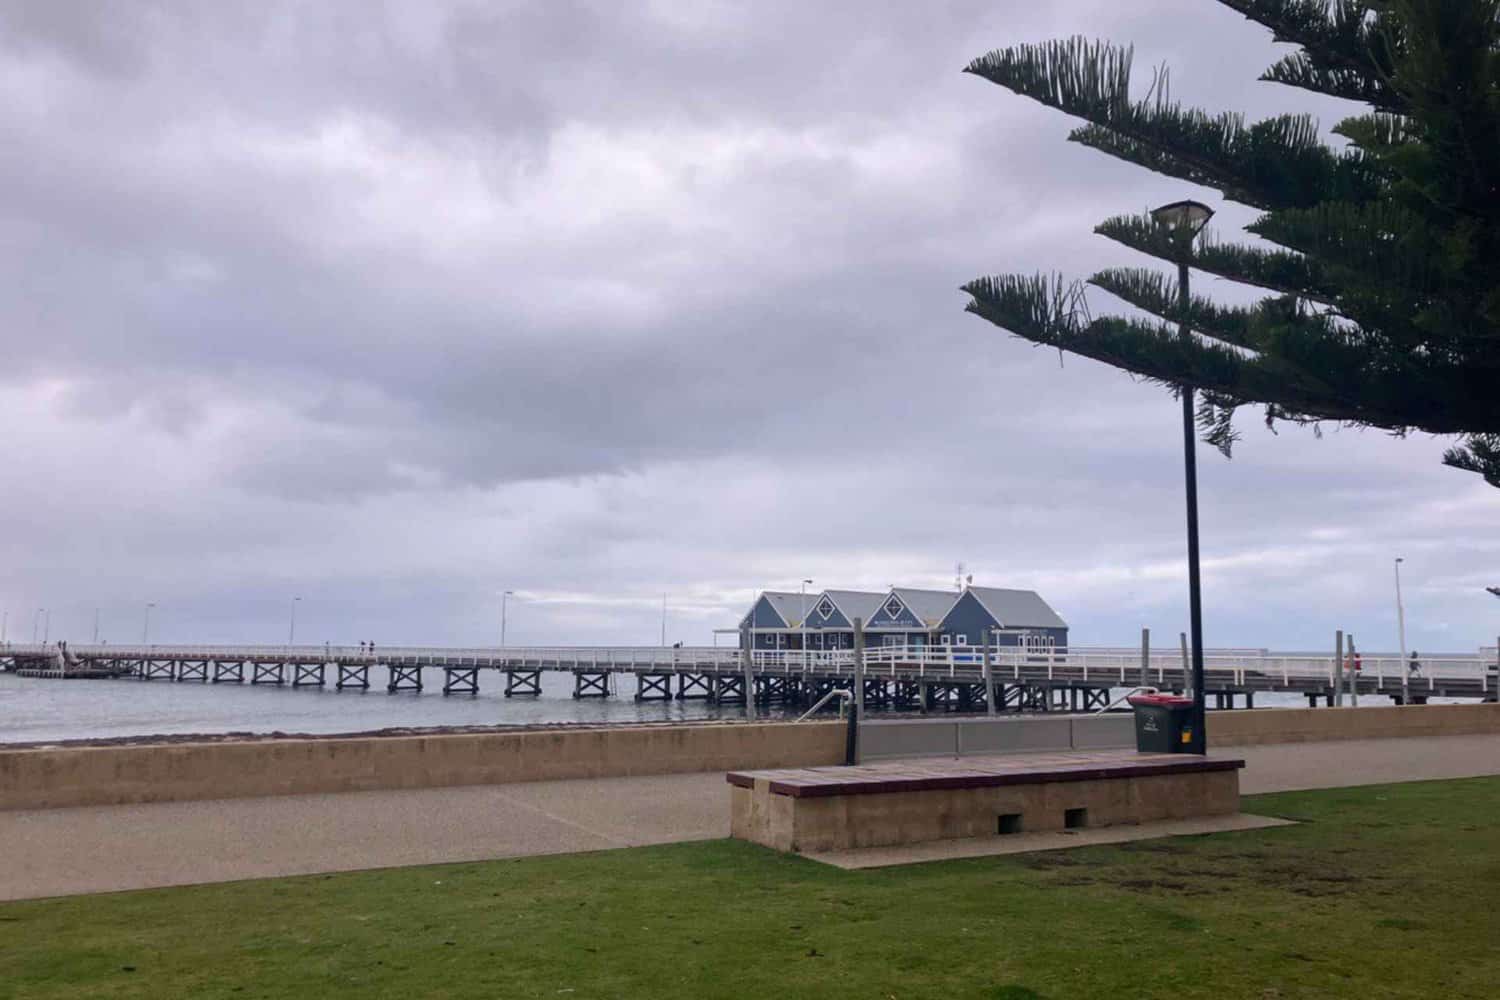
739 583 1069 653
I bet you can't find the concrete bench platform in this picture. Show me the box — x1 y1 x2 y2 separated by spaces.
728 750 1245 854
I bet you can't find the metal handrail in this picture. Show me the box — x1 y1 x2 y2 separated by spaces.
1095 686 1158 715
796 688 852 722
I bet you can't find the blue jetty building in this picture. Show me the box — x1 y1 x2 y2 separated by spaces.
739 584 1068 653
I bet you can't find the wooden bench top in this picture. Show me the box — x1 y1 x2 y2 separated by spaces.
726 750 1244 799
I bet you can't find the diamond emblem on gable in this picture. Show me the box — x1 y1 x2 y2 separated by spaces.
884 597 904 618
817 599 834 619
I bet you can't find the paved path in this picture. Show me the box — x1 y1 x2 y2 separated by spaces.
2 733 1497 901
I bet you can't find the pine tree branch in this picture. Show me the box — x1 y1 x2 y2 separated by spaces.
1217 0 1404 110
1443 434 1500 488
1262 51 1400 109
1093 214 1341 304
963 38 1372 211
964 272 1500 437
1249 201 1443 311
1086 267 1265 349
1068 125 1264 207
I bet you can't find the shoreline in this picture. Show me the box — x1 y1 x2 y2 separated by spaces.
0 715 769 752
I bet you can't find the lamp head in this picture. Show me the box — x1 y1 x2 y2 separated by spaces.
1150 199 1214 236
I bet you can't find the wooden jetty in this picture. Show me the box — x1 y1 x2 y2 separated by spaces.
2 640 1496 712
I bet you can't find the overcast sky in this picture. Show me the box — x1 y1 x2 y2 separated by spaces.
2 0 1496 654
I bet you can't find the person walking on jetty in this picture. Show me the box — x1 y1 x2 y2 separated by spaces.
1408 651 1422 676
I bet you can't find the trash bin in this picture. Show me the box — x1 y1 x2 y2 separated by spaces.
1127 693 1196 753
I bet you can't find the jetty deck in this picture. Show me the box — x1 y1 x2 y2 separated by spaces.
3 641 1496 711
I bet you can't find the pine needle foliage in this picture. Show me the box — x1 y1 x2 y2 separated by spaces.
962 0 1500 486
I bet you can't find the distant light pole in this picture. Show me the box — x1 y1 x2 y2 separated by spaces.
42 608 51 644
660 593 667 648
1 609 7 644
288 597 301 645
33 608 44 642
93 608 101 644
1395 558 1409 703
1152 198 1215 755
801 579 813 662
501 590 514 648
142 603 155 645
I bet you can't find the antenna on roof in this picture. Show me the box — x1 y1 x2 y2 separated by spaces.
955 562 966 592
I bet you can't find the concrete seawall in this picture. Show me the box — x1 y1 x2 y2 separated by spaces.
1208 702 1500 746
3 703 1498 811
0 722 846 811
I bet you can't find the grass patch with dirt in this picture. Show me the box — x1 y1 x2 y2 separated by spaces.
1 777 1497 999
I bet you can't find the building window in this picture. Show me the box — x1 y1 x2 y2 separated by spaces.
955 634 968 646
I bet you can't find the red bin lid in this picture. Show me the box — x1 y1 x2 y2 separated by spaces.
1127 693 1194 707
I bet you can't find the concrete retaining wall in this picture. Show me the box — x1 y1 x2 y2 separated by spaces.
0 722 846 811
859 715 1135 761
1208 702 1500 746
4 703 1497 811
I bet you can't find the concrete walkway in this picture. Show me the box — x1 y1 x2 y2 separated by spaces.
3 733 1497 902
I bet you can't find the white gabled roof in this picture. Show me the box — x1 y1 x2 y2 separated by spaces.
966 586 1068 630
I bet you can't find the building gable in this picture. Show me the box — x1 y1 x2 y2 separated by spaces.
742 594 791 630
806 592 850 630
866 591 924 629
937 590 998 641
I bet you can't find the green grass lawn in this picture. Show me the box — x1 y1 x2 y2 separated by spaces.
3 778 1498 1000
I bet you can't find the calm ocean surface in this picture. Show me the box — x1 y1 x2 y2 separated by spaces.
0 670 803 744
0 670 1391 745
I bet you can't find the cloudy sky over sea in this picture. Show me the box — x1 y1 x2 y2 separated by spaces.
3 0 1497 653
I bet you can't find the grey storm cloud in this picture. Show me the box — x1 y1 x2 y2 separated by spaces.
2 0 1497 654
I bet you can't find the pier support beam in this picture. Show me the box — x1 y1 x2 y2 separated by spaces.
634 671 672 702
675 672 713 701
336 663 370 691
572 670 610 699
387 664 423 693
141 659 174 682
251 662 286 686
505 670 541 697
714 674 746 705
212 660 245 684
293 663 326 688
442 666 480 696
177 660 208 683
1079 687 1110 712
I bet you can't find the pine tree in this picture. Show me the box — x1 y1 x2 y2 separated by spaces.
962 1 1500 485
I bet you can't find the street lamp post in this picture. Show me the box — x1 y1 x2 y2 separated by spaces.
42 608 50 644
33 608 44 643
1 609 7 644
288 597 300 646
1395 558 1408 704
501 590 514 648
1152 198 1214 755
801 578 813 668
660 593 667 648
142 602 155 645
